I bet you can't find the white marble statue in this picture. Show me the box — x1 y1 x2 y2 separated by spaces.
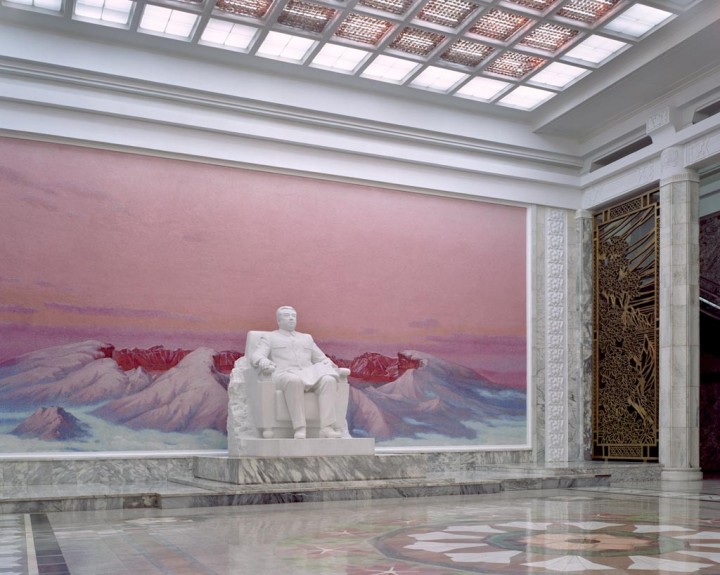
250 306 349 439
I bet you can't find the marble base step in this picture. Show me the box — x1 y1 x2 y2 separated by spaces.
194 453 426 485
0 473 613 514
236 437 375 457
161 476 504 509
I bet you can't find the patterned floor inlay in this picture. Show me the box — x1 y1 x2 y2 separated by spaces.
275 488 720 575
5 484 720 575
373 519 720 573
30 514 70 575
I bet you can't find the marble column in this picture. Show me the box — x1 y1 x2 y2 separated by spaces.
658 147 702 481
575 210 594 462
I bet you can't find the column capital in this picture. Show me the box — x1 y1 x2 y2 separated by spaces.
659 146 699 183
575 209 593 220
660 171 700 187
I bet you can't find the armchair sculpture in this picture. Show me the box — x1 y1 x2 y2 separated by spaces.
244 330 351 439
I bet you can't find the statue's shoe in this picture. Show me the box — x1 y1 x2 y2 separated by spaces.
293 427 306 439
319 426 342 439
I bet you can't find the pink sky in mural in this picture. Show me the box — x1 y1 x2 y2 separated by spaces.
0 138 526 374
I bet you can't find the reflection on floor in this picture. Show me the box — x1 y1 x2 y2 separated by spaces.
4 480 720 575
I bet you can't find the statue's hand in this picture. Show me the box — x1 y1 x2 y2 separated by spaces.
258 358 276 374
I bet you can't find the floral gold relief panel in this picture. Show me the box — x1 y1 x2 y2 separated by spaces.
593 191 659 461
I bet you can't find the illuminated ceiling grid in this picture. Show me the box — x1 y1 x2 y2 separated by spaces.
2 0 686 110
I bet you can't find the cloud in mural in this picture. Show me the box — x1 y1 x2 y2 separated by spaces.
409 318 440 329
44 302 206 322
0 305 36 314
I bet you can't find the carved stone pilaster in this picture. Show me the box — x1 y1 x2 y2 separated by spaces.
545 209 568 464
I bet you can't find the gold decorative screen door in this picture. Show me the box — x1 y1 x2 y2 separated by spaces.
592 191 659 461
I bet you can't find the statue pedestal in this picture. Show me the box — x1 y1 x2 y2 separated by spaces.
194 450 426 485
233 437 374 458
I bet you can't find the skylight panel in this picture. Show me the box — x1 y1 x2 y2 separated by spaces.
389 27 446 57
441 39 494 67
334 13 394 45
562 34 627 65
499 86 555 110
139 5 198 38
277 0 337 34
311 43 369 72
529 61 587 88
6 0 62 11
485 51 546 79
200 19 258 49
256 30 315 61
361 54 420 83
603 4 673 38
74 0 134 24
214 0 273 20
416 0 478 29
468 9 531 42
410 66 468 92
520 23 578 53
557 0 621 24
455 76 510 101
505 0 559 11
358 0 413 16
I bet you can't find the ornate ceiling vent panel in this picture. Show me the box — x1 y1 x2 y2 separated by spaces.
468 9 531 41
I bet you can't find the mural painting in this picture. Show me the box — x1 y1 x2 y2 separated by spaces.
0 137 528 452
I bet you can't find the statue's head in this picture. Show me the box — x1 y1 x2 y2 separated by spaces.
276 306 297 331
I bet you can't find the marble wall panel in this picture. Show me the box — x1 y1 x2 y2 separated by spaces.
0 456 196 486
426 449 534 472
576 211 594 462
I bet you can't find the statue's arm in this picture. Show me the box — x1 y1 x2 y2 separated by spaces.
251 334 275 372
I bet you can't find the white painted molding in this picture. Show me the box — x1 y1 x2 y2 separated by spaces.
582 116 720 211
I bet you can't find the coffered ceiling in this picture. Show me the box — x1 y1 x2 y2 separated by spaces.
1 0 718 142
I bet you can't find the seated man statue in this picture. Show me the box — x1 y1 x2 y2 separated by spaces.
251 306 347 439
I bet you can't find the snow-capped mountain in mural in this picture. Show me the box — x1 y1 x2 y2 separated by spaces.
93 347 228 433
0 341 526 450
13 406 89 440
0 341 129 407
348 351 526 442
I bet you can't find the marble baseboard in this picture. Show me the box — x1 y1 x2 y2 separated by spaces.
194 453 427 485
0 455 198 486
236 438 375 457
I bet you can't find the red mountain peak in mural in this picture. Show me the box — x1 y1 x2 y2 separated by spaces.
12 406 89 440
330 352 422 383
112 346 242 374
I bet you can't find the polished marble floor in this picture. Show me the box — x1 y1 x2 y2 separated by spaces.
4 481 720 575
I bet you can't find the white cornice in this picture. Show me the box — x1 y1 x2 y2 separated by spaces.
0 51 585 209
0 58 582 173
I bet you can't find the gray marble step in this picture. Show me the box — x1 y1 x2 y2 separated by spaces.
0 472 611 514
194 453 427 484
